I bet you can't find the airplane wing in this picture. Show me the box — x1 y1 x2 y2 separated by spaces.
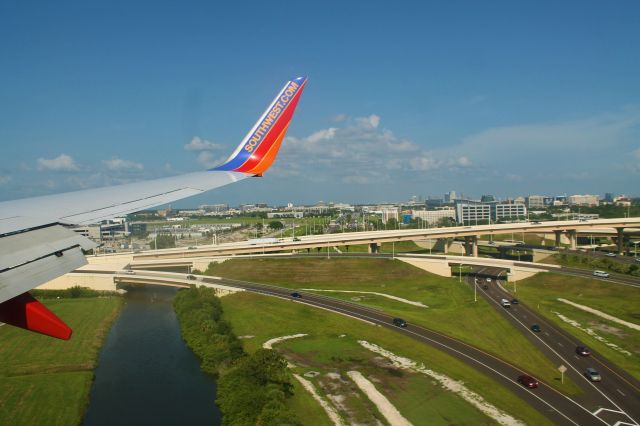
0 76 308 339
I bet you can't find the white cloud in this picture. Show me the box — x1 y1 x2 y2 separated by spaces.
196 151 226 168
103 157 144 171
37 154 79 172
184 136 221 151
279 114 447 183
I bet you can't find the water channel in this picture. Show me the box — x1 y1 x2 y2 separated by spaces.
83 285 221 426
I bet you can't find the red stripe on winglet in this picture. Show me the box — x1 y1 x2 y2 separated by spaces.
0 292 73 340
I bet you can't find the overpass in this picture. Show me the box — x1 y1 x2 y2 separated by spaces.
116 217 640 261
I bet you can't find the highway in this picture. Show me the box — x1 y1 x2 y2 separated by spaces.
194 274 638 426
130 217 640 261
470 266 640 426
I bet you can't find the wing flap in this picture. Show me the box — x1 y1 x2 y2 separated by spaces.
0 225 96 303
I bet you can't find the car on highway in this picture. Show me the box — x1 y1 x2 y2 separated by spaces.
186 275 196 280
585 368 601 382
290 292 302 298
122 270 135 275
605 252 616 257
482 284 489 290
501 299 511 308
485 277 492 283
188 246 197 250
511 298 519 305
593 270 610 278
531 324 541 333
576 346 591 356
392 318 407 327
488 241 496 245
518 374 539 388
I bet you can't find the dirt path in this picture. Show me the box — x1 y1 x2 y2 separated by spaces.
262 333 308 349
358 340 525 426
347 371 413 426
301 288 428 308
557 298 640 331
293 374 345 426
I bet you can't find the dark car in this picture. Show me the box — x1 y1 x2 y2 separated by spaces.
392 318 407 327
186 274 196 280
531 324 541 333
290 292 302 298
518 374 539 388
511 299 519 305
576 346 591 356
482 284 489 290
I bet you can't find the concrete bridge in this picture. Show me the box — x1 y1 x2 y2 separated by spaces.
99 217 640 261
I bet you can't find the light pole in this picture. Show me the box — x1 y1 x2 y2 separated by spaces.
474 277 477 302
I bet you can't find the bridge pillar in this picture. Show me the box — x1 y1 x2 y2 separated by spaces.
554 230 562 248
368 242 380 253
567 230 577 250
435 238 450 253
616 227 624 254
463 236 478 256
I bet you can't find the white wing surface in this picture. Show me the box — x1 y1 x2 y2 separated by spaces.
0 76 308 339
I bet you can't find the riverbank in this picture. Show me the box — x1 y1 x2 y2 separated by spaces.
0 294 122 426
174 287 302 425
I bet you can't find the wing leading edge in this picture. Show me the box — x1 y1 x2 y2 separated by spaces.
0 76 308 339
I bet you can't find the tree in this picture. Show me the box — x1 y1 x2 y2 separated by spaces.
150 234 175 249
268 221 284 230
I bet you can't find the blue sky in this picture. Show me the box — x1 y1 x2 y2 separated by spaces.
1 1 639 206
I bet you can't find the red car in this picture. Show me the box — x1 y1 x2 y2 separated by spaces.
518 374 539 389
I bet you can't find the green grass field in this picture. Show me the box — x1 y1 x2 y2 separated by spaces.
221 291 553 426
502 273 640 380
205 257 580 394
0 297 122 426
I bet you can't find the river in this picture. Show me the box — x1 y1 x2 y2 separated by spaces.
83 285 221 426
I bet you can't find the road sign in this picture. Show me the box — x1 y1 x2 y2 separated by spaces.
558 365 567 384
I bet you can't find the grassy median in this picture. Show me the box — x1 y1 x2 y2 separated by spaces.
503 272 640 380
221 291 553 426
0 297 122 426
205 257 581 395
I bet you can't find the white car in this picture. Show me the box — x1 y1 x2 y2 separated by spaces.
605 253 616 258
485 277 492 283
500 299 511 308
593 270 610 278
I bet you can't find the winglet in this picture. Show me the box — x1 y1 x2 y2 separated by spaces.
213 76 308 175
0 292 72 340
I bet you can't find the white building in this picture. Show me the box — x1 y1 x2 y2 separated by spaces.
381 207 399 224
493 203 527 220
568 194 599 206
526 195 545 209
411 208 455 225
455 201 491 224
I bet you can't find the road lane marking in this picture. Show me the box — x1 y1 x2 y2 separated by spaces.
470 272 637 425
